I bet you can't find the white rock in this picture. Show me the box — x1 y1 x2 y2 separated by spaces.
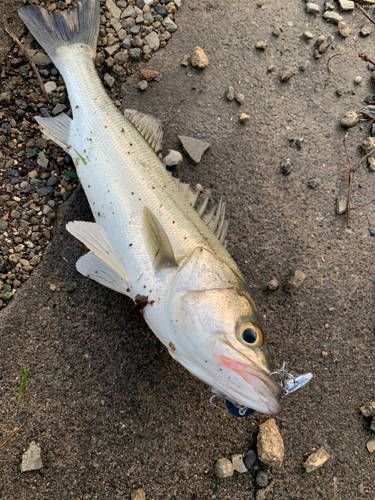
143 32 160 51
44 81 57 94
323 11 343 23
144 0 154 5
162 150 183 167
106 0 121 19
20 442 43 472
306 3 320 14
338 0 355 10
232 454 248 473
37 151 49 168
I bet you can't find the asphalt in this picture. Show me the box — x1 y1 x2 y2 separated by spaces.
1 1 375 499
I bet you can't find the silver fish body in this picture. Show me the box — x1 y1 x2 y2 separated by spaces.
19 0 283 415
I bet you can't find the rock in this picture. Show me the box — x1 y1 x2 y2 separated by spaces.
280 66 294 82
325 2 335 10
303 448 330 473
162 17 178 33
360 26 372 37
309 179 319 188
358 482 365 494
32 52 52 66
104 73 115 88
368 227 375 235
139 69 160 81
46 176 58 187
239 113 250 123
162 150 183 167
338 0 355 10
303 31 314 40
181 54 190 66
256 470 269 487
52 103 67 115
129 48 142 62
1 291 13 301
354 76 362 84
20 442 43 472
273 27 281 37
178 136 210 164
280 161 291 175
359 401 375 417
138 80 148 91
36 187 53 196
256 481 274 500
300 60 310 71
244 450 257 470
235 93 245 104
257 419 284 468
284 270 306 293
131 488 146 500
44 81 57 94
232 454 248 473
113 51 128 65
336 198 347 215
215 458 234 478
336 85 345 96
318 35 333 53
0 219 8 231
225 86 235 101
341 111 359 128
190 47 209 68
37 151 49 168
143 31 160 51
106 0 121 18
338 21 351 38
267 278 278 290
306 3 320 14
371 418 375 431
105 44 120 56
361 137 375 153
255 40 268 50
267 65 275 72
323 11 343 23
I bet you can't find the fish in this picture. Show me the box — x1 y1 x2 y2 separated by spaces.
19 0 298 416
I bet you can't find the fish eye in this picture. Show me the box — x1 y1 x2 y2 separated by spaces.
236 320 263 348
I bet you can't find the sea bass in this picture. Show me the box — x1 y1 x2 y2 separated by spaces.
19 0 288 415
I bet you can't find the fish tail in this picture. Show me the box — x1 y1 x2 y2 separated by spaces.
18 0 99 72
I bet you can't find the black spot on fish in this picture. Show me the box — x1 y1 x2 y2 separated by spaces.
129 243 132 246
98 212 100 217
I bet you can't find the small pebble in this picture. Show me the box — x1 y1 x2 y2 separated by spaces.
239 113 250 123
361 137 375 153
257 419 284 468
300 60 310 71
267 278 278 290
360 26 372 37
44 81 57 94
306 3 320 14
302 31 314 40
336 85 345 96
244 450 257 470
273 27 281 37
279 66 294 82
284 270 306 293
359 401 375 417
256 482 274 500
267 65 275 72
368 156 375 170
162 150 183 167
215 458 234 478
256 470 269 487
340 111 359 128
225 86 235 101
336 198 347 215
309 179 319 189
368 227 375 236
338 0 354 11
257 0 265 6
354 76 362 84
235 92 245 104
325 2 334 10
20 442 43 472
190 47 209 69
323 11 343 23
138 80 148 91
338 21 350 38
232 454 248 473
181 54 190 66
255 40 268 50
303 448 330 473
131 488 146 500
280 161 291 175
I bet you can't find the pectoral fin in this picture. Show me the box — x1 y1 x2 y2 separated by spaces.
35 113 72 152
66 221 128 281
76 251 130 295
142 207 176 269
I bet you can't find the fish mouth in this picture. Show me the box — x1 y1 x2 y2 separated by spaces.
212 337 282 415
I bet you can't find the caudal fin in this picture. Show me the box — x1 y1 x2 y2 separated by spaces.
18 0 99 68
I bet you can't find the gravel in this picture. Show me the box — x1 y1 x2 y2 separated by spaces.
232 454 248 473
214 458 234 478
20 442 43 472
306 3 320 14
302 448 330 473
190 47 209 69
244 449 257 470
280 66 294 82
178 136 210 164
341 111 359 128
256 470 269 487
323 11 343 23
284 270 306 292
257 419 284 468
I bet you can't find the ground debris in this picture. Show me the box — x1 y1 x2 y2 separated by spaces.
215 457 234 478
232 454 247 473
190 47 209 69
302 448 330 473
178 136 210 164
284 270 306 293
131 488 146 500
20 441 43 472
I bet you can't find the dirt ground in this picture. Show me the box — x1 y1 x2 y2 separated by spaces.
1 0 375 499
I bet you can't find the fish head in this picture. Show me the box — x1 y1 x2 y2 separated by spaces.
164 247 282 415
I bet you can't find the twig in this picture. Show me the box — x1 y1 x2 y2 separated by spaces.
343 133 375 225
359 53 375 66
357 4 375 27
4 27 49 101
314 54 342 91
0 423 25 447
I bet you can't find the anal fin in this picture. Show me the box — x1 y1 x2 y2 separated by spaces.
76 251 130 295
66 221 128 282
36 113 72 152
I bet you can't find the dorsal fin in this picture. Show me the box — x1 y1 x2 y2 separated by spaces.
142 206 177 269
124 109 163 152
171 176 229 247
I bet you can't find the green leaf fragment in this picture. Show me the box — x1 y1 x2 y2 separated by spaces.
73 149 87 166
17 370 29 406
65 170 79 179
